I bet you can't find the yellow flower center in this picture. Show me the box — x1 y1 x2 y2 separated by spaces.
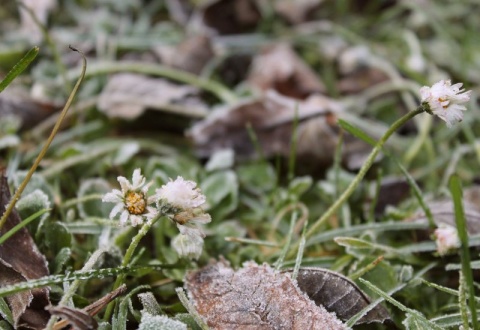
125 191 146 215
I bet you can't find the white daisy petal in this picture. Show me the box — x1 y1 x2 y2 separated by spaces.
119 210 129 226
109 203 124 219
102 189 123 203
118 176 130 193
421 80 471 127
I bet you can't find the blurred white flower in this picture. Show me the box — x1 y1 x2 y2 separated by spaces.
434 224 460 256
102 169 157 226
156 176 206 210
156 177 211 259
420 80 472 127
172 233 204 260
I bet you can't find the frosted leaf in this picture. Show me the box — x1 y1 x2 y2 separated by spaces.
138 292 162 316
290 267 392 325
184 259 347 330
139 313 187 330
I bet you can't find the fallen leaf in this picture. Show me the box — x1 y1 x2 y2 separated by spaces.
97 73 207 119
290 267 392 325
51 284 127 330
201 0 261 35
185 259 347 330
247 43 326 99
154 35 214 75
47 306 98 330
407 199 480 234
0 87 60 130
188 90 371 171
0 173 50 329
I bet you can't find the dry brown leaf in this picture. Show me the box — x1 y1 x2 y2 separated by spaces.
154 35 214 75
188 90 370 171
201 0 261 35
290 268 392 325
247 43 326 99
185 259 347 330
0 88 60 130
97 73 207 119
0 174 50 329
47 306 98 330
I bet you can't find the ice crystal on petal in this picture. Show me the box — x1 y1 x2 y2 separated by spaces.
156 177 206 210
420 80 471 127
155 176 211 258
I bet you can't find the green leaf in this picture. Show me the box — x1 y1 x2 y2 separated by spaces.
0 208 50 245
77 178 111 218
201 170 238 219
0 47 39 93
449 174 478 330
334 237 377 249
337 119 377 146
44 221 72 254
288 176 313 197
0 297 13 326
52 247 71 274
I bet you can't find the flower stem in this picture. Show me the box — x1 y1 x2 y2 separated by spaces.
287 107 425 259
103 216 161 321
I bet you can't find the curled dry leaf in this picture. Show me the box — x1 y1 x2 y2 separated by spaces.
185 259 347 330
51 284 127 330
154 35 214 75
188 90 371 171
97 73 207 119
0 173 50 329
47 306 98 330
201 0 261 35
289 267 392 325
247 43 326 99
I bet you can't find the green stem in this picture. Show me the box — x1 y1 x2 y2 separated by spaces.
287 106 425 258
0 46 86 231
103 216 161 321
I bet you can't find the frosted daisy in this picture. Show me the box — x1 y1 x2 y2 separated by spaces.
434 224 460 256
420 80 472 127
102 168 157 226
156 177 211 258
156 176 206 210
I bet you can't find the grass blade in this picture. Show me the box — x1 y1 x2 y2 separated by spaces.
0 47 39 93
450 174 478 330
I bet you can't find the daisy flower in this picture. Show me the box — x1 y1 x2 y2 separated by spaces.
156 176 211 258
102 168 157 226
420 80 472 127
434 224 460 256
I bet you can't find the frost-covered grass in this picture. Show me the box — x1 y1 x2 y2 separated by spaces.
1 1 480 329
